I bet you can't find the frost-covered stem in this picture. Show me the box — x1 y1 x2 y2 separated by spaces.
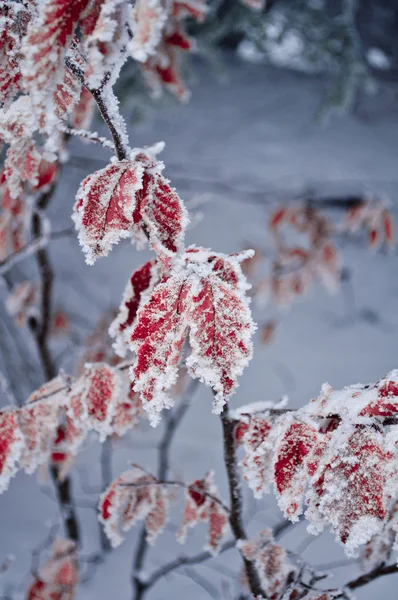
132 379 199 600
88 87 128 161
220 404 267 599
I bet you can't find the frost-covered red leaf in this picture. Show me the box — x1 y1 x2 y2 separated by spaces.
0 2 30 108
21 0 90 114
130 248 254 425
83 0 130 88
73 152 187 266
177 472 228 554
18 375 67 474
73 159 145 264
129 0 167 62
130 272 192 425
69 363 121 440
109 258 160 357
26 539 78 600
71 88 95 130
241 415 273 498
0 410 23 493
111 383 143 437
5 281 38 326
187 270 254 414
274 419 319 521
99 467 167 547
306 426 393 555
238 530 296 600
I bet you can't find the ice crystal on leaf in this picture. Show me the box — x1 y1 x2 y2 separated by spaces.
0 183 28 261
72 149 187 267
177 472 229 555
0 410 23 493
360 499 398 572
26 539 78 600
129 247 255 426
99 467 168 547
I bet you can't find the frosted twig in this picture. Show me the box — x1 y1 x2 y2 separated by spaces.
58 124 114 151
0 229 74 276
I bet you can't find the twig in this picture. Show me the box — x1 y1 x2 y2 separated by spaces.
0 228 74 276
346 562 398 590
57 124 114 151
220 403 266 599
141 540 235 590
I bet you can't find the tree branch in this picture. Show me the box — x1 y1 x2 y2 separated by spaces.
220 403 266 599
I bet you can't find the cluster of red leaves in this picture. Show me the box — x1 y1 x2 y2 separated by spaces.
27 539 78 600
112 247 255 426
177 472 229 555
247 198 395 315
0 364 143 493
238 530 296 599
236 369 398 556
130 0 207 100
99 466 168 547
344 197 394 250
72 147 188 267
0 1 30 108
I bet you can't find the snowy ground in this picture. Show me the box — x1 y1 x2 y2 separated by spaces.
1 58 398 599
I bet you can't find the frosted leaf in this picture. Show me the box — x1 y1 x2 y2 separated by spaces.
177 472 229 554
130 247 255 425
129 0 168 63
130 272 192 426
0 1 31 108
72 159 145 264
109 259 160 357
99 467 167 547
305 426 392 556
0 185 28 261
187 273 255 414
21 0 90 123
241 415 274 498
18 376 67 474
111 381 144 437
26 539 78 600
273 418 319 521
72 363 122 441
238 530 296 599
0 410 23 493
83 0 130 88
53 65 82 125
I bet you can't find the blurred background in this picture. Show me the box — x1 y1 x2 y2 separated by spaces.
1 0 398 598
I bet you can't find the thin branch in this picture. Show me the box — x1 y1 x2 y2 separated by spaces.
220 403 267 599
57 124 115 151
346 562 398 590
142 540 236 590
0 228 74 276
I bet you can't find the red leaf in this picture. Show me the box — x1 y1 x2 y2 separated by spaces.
26 539 77 600
306 427 392 555
73 159 144 264
274 421 319 520
131 273 192 425
22 0 90 108
129 0 167 62
0 411 23 493
109 259 160 357
99 467 167 547
187 274 254 414
0 3 30 107
383 210 394 248
71 87 95 130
